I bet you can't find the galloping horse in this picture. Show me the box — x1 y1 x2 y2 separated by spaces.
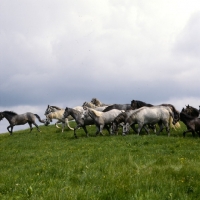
0 111 45 135
123 106 174 136
180 108 200 137
184 105 200 118
90 98 111 107
130 100 180 128
111 110 156 135
44 105 83 132
63 107 95 138
82 107 124 135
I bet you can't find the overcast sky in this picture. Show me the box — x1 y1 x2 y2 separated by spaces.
1 0 200 134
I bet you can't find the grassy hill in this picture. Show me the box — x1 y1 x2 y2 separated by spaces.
1 122 200 199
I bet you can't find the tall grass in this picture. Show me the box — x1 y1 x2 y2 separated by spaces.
1 122 200 199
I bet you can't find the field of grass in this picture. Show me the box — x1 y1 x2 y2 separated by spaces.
1 122 200 199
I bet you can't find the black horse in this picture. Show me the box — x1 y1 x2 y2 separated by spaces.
180 108 200 137
184 105 200 118
0 111 45 135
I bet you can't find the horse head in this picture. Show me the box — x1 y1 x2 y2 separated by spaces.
82 106 89 118
44 105 51 115
44 118 51 126
131 100 137 109
91 98 101 106
63 107 70 119
0 112 4 121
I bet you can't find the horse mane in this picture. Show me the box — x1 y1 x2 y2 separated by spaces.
82 102 96 108
180 110 196 120
50 106 62 110
89 108 101 117
131 100 153 109
91 98 102 106
3 111 18 115
137 100 153 108
184 105 199 117
114 112 127 123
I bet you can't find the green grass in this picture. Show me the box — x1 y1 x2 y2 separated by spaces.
1 122 200 199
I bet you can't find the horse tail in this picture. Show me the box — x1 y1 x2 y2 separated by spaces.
168 109 175 129
169 116 175 129
167 108 181 130
34 114 45 123
65 117 74 131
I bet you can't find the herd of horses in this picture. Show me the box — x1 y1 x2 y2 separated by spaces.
0 98 200 138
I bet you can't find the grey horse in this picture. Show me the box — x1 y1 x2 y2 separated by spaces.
82 107 124 136
111 110 156 135
63 107 95 138
123 106 174 136
0 111 45 135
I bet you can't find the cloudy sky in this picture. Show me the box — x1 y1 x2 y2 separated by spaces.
1 0 200 133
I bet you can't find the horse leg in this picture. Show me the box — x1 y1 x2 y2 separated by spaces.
32 122 41 132
66 117 74 131
156 122 164 135
131 124 137 134
183 128 193 137
163 120 170 136
82 126 89 137
99 124 104 136
27 122 33 132
55 120 61 128
73 126 79 138
95 126 100 136
143 125 150 135
137 123 144 135
62 122 65 132
7 125 13 135
104 124 110 135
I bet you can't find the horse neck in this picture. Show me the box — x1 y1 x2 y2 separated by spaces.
48 110 63 119
69 108 80 119
127 114 136 124
2 112 15 122
191 108 199 116
87 104 96 108
88 108 100 118
180 112 194 121
115 114 125 124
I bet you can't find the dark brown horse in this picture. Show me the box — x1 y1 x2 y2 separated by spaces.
184 105 199 118
180 108 200 137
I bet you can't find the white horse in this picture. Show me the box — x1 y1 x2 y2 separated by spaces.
44 105 83 132
82 107 124 135
123 106 174 136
